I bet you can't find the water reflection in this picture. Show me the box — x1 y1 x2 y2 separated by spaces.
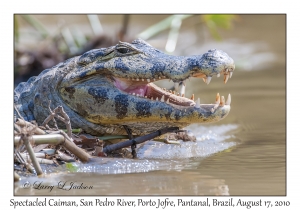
15 171 230 195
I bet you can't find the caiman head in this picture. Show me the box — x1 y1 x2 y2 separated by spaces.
59 39 235 133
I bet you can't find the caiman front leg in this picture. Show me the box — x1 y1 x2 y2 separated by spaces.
154 129 196 143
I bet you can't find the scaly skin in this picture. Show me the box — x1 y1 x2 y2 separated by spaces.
14 39 235 136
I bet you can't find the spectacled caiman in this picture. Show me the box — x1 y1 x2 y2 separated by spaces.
14 39 235 137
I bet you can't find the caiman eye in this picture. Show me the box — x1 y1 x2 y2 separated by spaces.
116 47 131 54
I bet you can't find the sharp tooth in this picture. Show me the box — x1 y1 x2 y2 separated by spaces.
185 109 186 112
202 78 206 83
220 96 225 106
190 94 194 101
156 97 158 101
147 79 150 83
217 73 220 77
211 108 214 113
137 94 140 97
216 93 220 104
177 93 180 96
224 74 229 84
166 98 170 104
225 93 231 105
229 72 233 78
213 93 220 109
174 82 179 92
151 97 154 100
145 96 148 98
179 83 185 96
142 78 144 81
195 98 200 108
136 78 139 81
182 80 186 86
206 76 212 85
159 76 161 79
172 91 176 94
182 94 185 97
132 93 136 96
153 78 156 81
161 95 165 102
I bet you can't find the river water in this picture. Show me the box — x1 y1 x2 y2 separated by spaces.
14 15 285 195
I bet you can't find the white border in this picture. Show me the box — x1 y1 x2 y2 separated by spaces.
3 0 299 208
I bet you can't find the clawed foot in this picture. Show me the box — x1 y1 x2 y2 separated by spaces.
154 130 196 143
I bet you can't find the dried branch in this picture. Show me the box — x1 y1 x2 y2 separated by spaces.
62 139 91 163
14 104 24 121
20 153 55 164
42 105 72 137
14 172 20 182
56 151 76 162
57 106 72 137
21 133 43 175
15 118 45 135
47 101 58 129
14 134 65 145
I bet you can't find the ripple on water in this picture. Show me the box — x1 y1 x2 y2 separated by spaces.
55 124 238 174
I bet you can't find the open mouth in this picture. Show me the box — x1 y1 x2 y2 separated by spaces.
113 69 232 111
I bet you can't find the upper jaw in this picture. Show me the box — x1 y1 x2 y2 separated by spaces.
111 49 235 86
112 51 235 108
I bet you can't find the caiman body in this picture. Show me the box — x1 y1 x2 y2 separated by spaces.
14 39 235 136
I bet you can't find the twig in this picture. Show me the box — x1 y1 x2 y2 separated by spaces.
57 106 72 137
42 105 72 137
15 104 91 164
14 172 20 182
56 151 76 162
14 149 26 164
20 153 55 164
14 123 22 133
14 132 90 163
47 101 58 129
62 139 91 163
14 134 65 145
42 103 58 128
14 104 24 121
37 130 90 163
21 133 43 175
15 118 45 135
